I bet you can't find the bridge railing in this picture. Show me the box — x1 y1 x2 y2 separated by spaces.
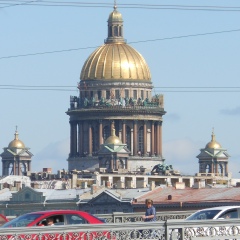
96 210 194 223
1 219 240 240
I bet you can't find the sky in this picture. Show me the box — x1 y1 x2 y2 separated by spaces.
0 0 240 178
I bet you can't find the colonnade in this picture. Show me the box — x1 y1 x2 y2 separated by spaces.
69 119 163 158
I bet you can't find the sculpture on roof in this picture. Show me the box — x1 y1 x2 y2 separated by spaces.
151 164 180 176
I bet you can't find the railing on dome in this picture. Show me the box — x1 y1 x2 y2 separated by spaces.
69 95 164 111
2 219 240 240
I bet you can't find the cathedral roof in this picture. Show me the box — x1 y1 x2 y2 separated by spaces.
8 130 25 149
80 6 151 81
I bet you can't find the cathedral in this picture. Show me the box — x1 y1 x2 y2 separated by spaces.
66 5 166 173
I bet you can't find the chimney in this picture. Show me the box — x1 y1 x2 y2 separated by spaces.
149 181 155 191
91 184 98 194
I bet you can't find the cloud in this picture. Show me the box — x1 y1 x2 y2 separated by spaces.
220 106 240 116
163 138 203 175
32 138 69 173
164 113 181 122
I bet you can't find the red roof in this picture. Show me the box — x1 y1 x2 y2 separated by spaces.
134 186 240 204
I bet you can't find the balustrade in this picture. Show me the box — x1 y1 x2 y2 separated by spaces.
1 219 240 240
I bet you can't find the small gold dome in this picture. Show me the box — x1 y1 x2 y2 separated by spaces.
105 128 122 145
8 130 25 148
108 6 123 22
80 43 151 81
205 130 222 149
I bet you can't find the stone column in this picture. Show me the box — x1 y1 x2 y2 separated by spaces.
156 122 160 156
159 121 163 158
143 121 147 156
88 123 92 156
131 129 133 155
78 122 82 156
99 120 103 147
133 121 138 156
151 121 155 156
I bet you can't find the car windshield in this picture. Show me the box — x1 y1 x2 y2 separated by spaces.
186 210 221 220
1 213 43 228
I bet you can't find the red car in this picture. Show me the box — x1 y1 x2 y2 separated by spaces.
1 210 104 227
1 210 110 239
0 214 8 226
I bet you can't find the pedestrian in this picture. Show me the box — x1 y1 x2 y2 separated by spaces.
142 199 156 222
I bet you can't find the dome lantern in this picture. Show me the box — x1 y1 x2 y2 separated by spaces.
105 3 125 44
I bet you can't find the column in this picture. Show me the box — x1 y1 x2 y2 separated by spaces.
131 129 133 155
88 123 92 156
156 122 160 156
99 120 103 147
159 121 163 158
133 121 138 156
151 121 155 156
143 121 147 156
78 122 82 156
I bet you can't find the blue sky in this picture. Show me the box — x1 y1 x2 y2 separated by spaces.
1 0 240 177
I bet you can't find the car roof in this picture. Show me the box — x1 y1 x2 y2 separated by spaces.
26 210 87 215
198 206 240 211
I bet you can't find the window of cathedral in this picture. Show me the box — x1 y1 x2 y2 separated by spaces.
114 26 118 36
141 90 144 99
125 89 129 98
133 90 137 99
97 91 101 100
106 90 110 99
126 126 131 151
115 90 120 99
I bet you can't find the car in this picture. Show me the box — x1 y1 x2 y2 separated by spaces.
0 214 8 226
0 210 112 240
186 206 240 220
1 209 105 228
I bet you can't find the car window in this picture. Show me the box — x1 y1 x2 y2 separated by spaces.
66 214 87 225
219 209 238 219
1 214 43 228
186 210 221 220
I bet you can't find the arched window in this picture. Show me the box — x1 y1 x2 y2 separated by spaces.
114 26 118 36
205 164 211 173
218 164 223 175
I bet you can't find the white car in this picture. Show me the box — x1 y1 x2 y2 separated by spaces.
186 206 240 220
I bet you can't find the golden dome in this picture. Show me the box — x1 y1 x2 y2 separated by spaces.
81 43 151 81
105 128 122 145
80 6 151 81
8 130 25 149
205 130 222 149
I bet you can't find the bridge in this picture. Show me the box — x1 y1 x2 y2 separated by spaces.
1 211 240 239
